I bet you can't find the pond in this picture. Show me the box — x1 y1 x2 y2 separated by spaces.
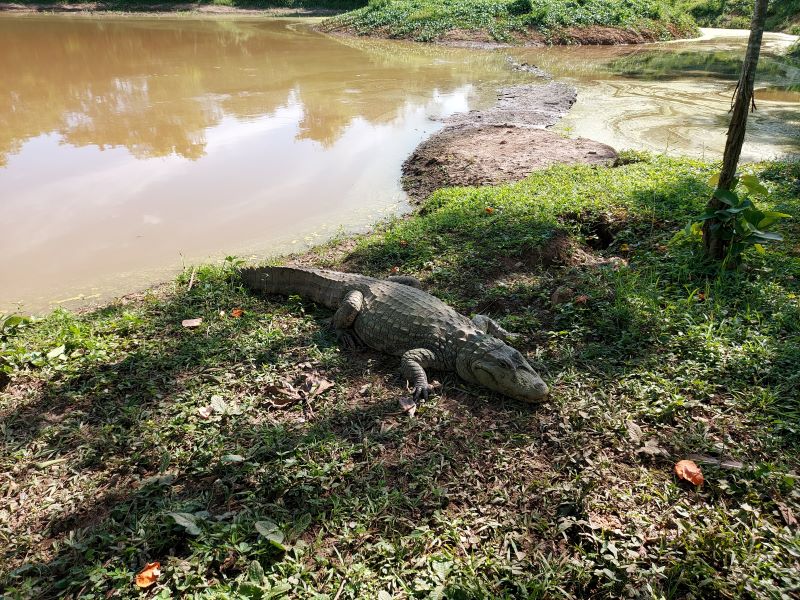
0 17 798 313
511 28 799 160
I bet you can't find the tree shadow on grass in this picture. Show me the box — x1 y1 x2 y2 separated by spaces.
2 275 566 598
5 159 799 597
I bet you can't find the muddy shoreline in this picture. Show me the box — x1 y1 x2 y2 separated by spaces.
402 80 617 201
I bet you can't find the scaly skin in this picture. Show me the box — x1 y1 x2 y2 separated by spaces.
241 266 549 403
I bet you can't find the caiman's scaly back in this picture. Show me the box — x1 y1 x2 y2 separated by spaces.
241 266 549 404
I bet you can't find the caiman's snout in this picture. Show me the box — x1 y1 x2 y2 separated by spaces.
493 366 549 403
469 347 550 403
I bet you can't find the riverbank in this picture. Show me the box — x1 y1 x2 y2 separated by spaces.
3 153 800 597
3 0 701 45
402 80 617 201
320 0 698 45
681 0 799 33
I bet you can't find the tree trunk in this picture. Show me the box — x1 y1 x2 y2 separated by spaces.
703 0 768 261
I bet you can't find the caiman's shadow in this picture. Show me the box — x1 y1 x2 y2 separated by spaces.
3 279 553 596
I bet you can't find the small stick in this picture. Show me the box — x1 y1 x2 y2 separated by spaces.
333 578 346 600
187 266 198 291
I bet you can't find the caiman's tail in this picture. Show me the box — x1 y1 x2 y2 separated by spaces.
240 266 352 309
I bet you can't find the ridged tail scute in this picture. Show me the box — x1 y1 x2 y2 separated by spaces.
239 266 348 308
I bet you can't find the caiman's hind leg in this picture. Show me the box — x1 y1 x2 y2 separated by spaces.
387 275 423 289
400 348 437 401
472 314 519 342
332 290 363 350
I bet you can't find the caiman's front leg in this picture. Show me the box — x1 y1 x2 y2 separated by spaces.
332 290 363 349
472 314 519 342
400 348 437 401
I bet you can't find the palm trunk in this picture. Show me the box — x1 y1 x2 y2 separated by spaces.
703 0 768 261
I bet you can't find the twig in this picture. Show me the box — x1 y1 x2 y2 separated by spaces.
333 578 346 600
187 266 198 291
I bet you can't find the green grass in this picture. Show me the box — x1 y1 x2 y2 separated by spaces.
678 0 800 32
790 41 800 61
3 154 800 598
322 0 698 43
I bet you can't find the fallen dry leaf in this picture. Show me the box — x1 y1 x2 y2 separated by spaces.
626 420 643 443
399 396 417 417
181 318 202 328
777 501 797 527
135 561 161 588
575 294 590 304
265 371 334 407
638 439 669 457
231 308 244 318
299 374 334 398
198 406 213 419
264 382 303 407
399 240 409 247
485 206 495 215
675 459 704 485
686 453 744 470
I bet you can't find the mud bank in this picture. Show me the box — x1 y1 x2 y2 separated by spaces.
403 81 617 201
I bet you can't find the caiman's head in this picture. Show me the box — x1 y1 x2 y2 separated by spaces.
456 335 549 403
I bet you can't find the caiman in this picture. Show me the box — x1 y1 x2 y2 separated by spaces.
241 266 549 403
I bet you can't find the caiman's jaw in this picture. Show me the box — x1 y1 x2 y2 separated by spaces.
457 337 549 403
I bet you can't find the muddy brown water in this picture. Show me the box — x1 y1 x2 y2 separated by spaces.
0 18 798 314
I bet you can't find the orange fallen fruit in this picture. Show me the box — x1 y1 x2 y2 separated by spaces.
674 459 704 486
135 561 161 588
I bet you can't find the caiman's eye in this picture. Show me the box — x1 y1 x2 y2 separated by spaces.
499 357 515 370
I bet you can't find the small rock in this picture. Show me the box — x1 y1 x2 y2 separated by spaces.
399 396 417 417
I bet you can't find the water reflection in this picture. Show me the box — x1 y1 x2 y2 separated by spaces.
608 50 790 80
0 15 530 312
0 17 527 164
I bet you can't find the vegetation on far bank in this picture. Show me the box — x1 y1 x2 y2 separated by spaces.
321 0 697 43
678 0 800 33
7 0 798 44
3 154 800 598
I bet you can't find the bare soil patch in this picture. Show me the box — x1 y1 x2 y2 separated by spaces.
403 81 617 201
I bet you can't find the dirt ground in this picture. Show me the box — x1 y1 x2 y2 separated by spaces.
403 81 617 201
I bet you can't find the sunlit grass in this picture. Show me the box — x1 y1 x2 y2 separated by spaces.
2 155 799 598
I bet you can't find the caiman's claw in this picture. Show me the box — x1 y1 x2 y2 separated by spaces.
335 330 362 351
412 383 438 402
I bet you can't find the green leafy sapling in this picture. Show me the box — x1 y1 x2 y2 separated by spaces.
684 173 791 269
